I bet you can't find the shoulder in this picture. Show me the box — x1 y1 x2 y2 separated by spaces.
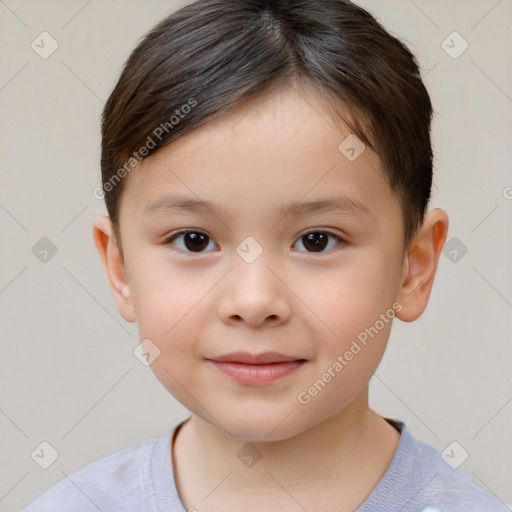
391 421 507 511
20 429 171 512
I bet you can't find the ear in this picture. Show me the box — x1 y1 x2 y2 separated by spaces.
395 208 449 322
92 215 136 323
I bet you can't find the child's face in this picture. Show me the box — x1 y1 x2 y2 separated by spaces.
100 85 413 440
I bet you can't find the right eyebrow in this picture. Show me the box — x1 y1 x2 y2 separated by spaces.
143 194 371 220
143 195 233 219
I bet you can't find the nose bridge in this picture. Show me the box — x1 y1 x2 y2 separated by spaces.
235 233 268 266
232 234 280 295
217 235 290 326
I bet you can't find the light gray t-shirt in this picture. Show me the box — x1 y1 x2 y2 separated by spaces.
21 417 508 512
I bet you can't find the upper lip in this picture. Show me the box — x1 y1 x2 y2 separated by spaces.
207 352 305 364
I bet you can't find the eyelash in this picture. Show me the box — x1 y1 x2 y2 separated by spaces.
163 229 346 255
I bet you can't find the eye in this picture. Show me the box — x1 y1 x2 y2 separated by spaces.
293 230 345 253
163 229 345 255
164 230 218 254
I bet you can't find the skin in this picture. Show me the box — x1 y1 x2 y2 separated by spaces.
93 83 449 511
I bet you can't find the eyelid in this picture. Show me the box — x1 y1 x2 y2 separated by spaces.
163 229 218 254
292 229 346 253
163 228 347 255
296 227 346 241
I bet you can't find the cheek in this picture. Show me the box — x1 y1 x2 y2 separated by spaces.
298 252 396 332
295 251 400 382
135 293 208 407
127 255 210 384
129 249 212 334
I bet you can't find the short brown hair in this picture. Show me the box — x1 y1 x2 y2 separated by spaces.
100 0 433 253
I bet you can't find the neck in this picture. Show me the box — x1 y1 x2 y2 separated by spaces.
172 391 400 510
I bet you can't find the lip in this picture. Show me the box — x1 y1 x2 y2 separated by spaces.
206 352 306 385
208 351 303 364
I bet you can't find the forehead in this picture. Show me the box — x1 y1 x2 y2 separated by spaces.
120 85 400 229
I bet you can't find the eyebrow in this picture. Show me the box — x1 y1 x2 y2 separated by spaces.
143 194 371 219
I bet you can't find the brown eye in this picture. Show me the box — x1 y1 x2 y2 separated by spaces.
164 229 344 255
294 231 344 253
165 230 217 253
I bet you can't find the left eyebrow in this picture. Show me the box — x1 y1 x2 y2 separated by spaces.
282 196 371 218
143 194 371 220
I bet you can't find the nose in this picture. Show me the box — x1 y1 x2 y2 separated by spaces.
217 257 292 328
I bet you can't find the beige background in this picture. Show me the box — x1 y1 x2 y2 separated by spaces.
1 0 511 510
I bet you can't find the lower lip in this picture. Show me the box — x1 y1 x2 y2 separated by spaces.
208 360 305 385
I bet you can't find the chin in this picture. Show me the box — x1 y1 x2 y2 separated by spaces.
216 407 305 443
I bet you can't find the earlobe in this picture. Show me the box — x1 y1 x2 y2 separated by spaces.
395 209 449 322
92 215 136 323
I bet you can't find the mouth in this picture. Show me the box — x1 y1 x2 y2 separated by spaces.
206 352 307 385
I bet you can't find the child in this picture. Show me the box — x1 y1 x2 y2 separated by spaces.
22 0 508 510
